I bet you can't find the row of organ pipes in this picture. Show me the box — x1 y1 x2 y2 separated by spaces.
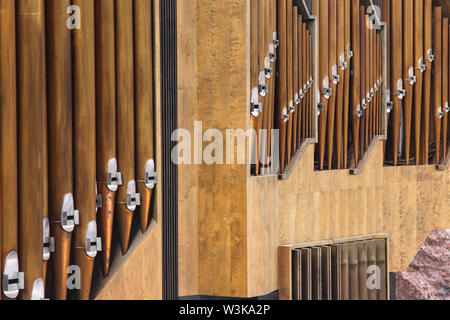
250 0 450 175
0 0 157 300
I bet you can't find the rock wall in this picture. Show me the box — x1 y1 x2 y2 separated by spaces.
396 230 450 300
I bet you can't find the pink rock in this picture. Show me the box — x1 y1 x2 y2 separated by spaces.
395 229 450 300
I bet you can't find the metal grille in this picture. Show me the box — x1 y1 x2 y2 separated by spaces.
160 0 179 301
292 238 388 300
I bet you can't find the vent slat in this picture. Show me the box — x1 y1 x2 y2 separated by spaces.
357 241 369 300
367 240 378 300
340 244 350 300
348 243 359 300
292 249 303 300
331 244 342 300
321 246 332 300
301 248 312 300
311 247 322 300
376 239 387 300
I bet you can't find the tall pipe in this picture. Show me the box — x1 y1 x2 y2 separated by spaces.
17 0 46 300
135 0 156 233
46 0 73 300
116 0 136 255
94 0 116 276
0 0 18 300
72 0 97 300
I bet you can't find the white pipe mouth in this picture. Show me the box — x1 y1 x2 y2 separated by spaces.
145 159 158 190
61 193 79 233
126 180 141 212
106 158 121 192
31 278 45 300
85 220 101 258
2 251 23 299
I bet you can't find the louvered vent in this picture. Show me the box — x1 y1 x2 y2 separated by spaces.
280 235 388 300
